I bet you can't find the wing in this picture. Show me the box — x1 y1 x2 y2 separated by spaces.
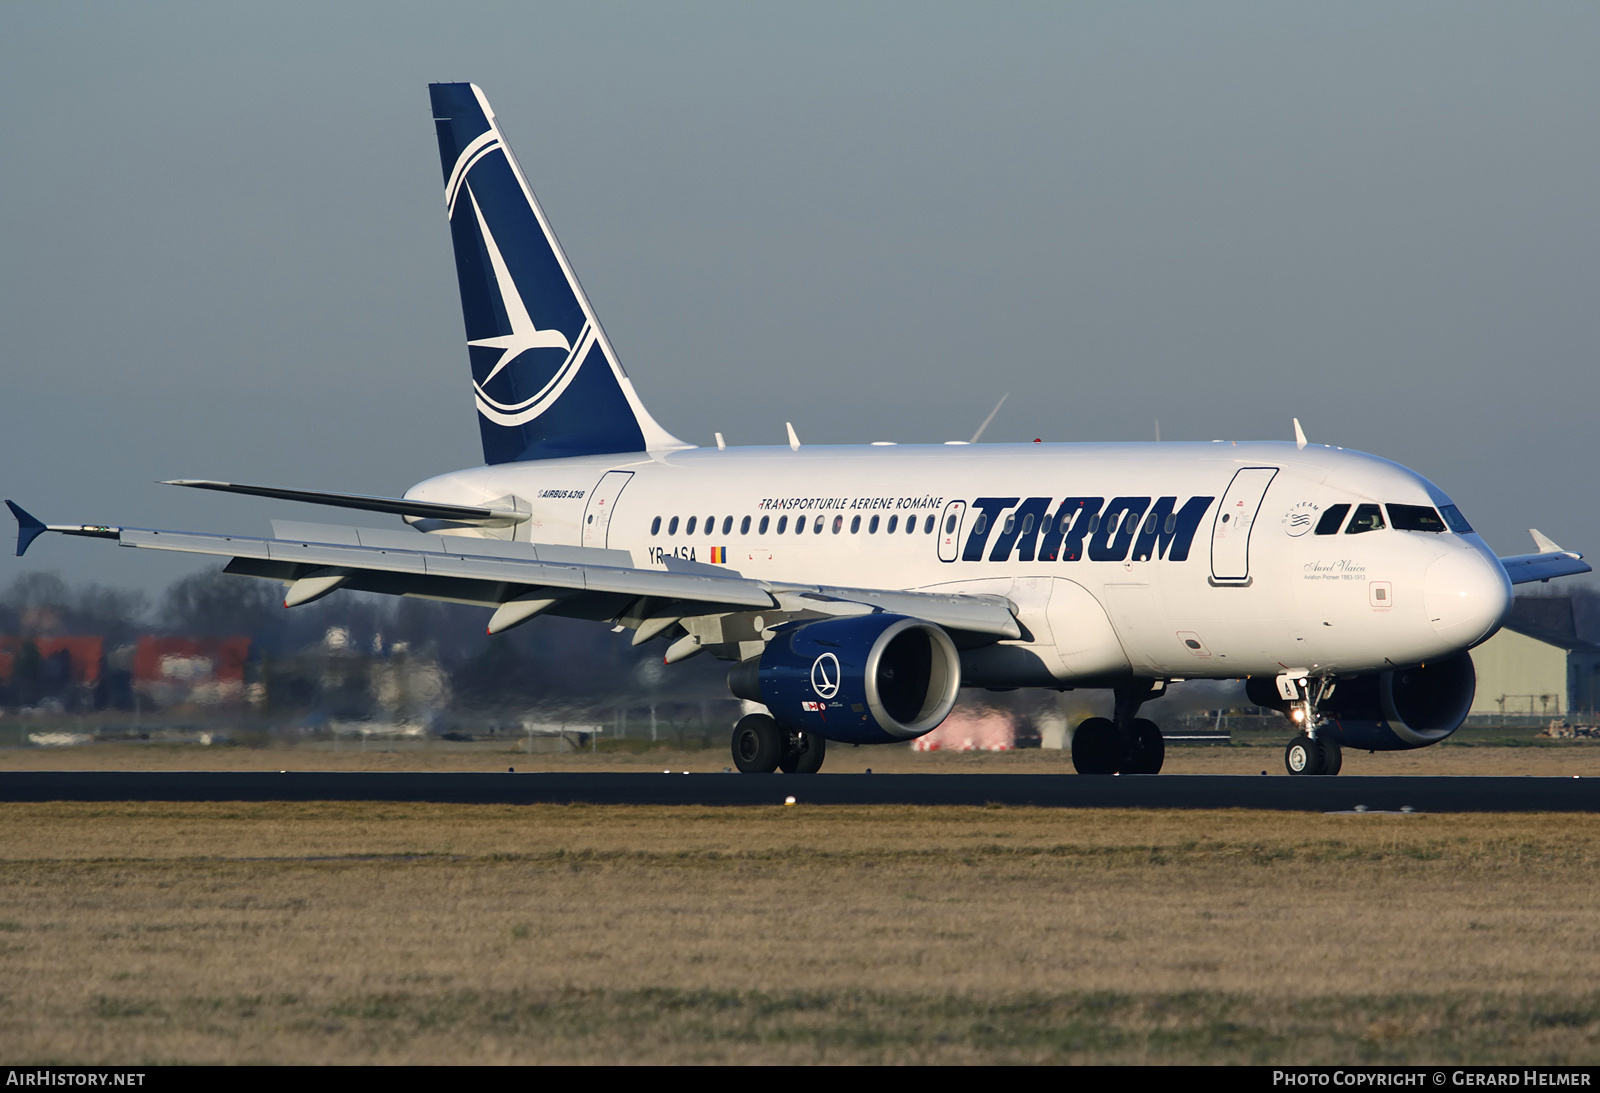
5 505 1021 650
1499 529 1592 586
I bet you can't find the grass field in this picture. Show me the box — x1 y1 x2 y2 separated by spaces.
2 787 1599 1063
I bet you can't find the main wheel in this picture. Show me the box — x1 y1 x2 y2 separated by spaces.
731 714 784 773
778 731 827 774
1285 734 1327 776
1124 718 1165 774
1318 735 1343 776
1071 717 1121 775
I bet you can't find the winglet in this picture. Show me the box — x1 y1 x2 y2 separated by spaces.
5 501 47 557
1530 529 1566 554
786 422 801 451
1293 418 1308 450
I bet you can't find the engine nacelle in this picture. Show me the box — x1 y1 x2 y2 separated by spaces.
727 614 961 744
1245 652 1477 751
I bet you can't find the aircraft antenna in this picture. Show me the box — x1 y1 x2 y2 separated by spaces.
970 393 1010 444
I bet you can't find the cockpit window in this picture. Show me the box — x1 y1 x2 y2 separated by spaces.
1345 503 1385 534
1314 504 1350 536
1387 504 1446 533
1439 505 1473 534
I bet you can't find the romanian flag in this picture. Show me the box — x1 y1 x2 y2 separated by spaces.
710 546 726 564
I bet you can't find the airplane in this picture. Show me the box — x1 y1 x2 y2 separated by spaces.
7 83 1592 777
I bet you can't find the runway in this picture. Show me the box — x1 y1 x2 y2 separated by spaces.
1 771 1597 811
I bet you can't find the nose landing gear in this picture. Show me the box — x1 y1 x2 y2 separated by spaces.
1276 673 1342 776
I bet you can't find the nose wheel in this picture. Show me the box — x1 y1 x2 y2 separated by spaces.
1284 733 1342 776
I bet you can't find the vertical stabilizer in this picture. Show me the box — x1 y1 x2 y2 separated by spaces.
429 83 688 464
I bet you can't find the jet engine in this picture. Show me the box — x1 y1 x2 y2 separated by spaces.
727 614 961 744
1246 652 1477 751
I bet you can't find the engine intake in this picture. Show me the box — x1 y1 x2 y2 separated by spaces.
1246 652 1476 751
728 614 961 744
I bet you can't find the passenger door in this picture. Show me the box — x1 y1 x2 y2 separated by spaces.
1210 467 1278 583
582 471 635 548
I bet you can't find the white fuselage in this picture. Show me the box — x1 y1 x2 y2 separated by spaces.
406 440 1512 686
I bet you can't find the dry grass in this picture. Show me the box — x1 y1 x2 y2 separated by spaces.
1 803 1599 1063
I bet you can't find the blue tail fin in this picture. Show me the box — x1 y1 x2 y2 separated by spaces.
429 83 687 464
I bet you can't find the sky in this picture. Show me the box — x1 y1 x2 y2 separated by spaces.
2 2 1598 595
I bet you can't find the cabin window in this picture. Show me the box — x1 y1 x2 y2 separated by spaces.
777 515 788 534
945 514 957 534
1439 505 1473 534
723 516 734 535
1346 504 1385 534
1315 504 1350 536
814 516 825 534
651 516 661 536
1002 514 1016 535
1060 513 1073 533
758 516 769 535
869 515 879 534
1021 513 1035 536
740 515 750 535
848 515 860 534
1087 513 1101 535
832 516 844 534
1387 504 1446 533
686 516 697 535
925 515 935 534
973 514 988 536
668 516 679 535
886 515 897 533
704 516 714 535
796 516 806 534
1104 512 1120 535
1163 513 1177 535
1142 512 1157 534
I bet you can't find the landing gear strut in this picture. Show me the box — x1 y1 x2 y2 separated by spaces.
1071 680 1167 775
1277 673 1342 776
731 714 827 773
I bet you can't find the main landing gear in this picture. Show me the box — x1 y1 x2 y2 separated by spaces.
1071 680 1166 775
1277 673 1342 776
730 713 827 774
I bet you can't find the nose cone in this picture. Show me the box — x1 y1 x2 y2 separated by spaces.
1424 547 1512 647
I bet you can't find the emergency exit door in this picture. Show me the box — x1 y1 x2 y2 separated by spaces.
937 501 967 563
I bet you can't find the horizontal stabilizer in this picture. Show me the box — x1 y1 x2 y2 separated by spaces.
164 480 528 525
1499 547 1592 586
6 501 46 557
